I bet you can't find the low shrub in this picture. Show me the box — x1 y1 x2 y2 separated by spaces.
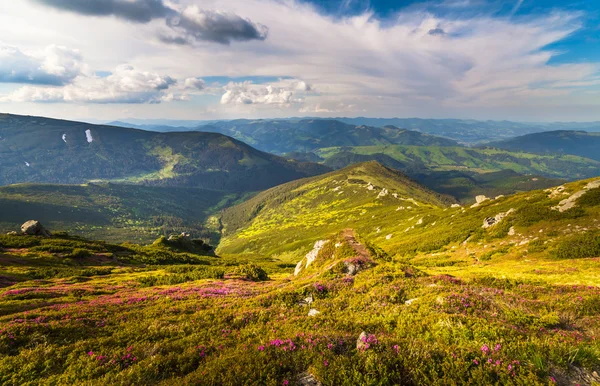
234 264 269 281
551 231 600 259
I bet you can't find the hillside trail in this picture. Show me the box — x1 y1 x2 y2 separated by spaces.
342 228 370 259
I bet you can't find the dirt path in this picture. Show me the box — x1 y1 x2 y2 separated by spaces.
342 228 370 259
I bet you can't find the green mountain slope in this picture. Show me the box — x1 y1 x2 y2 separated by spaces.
0 114 329 191
1 172 600 384
218 161 453 257
0 183 241 244
487 130 600 161
315 144 600 180
220 160 600 285
199 119 459 154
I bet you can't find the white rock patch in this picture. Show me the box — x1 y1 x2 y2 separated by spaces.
552 180 600 212
294 240 329 276
470 195 489 208
308 309 320 317
294 260 304 276
483 208 515 228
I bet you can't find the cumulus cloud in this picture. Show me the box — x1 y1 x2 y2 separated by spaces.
184 77 206 90
6 0 600 119
32 0 171 23
166 6 268 45
220 79 312 105
1 64 182 104
0 43 85 85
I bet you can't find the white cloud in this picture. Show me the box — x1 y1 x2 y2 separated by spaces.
0 43 85 85
0 0 599 120
1 64 182 104
184 77 205 90
220 79 312 105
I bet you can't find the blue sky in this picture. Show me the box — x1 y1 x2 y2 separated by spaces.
303 0 600 64
0 0 599 121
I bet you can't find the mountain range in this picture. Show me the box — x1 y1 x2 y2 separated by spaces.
110 117 600 145
487 130 600 161
0 114 328 192
1 113 600 385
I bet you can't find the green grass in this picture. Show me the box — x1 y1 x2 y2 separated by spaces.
1 164 599 384
2 224 600 384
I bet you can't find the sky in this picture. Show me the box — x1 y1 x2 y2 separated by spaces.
0 0 599 122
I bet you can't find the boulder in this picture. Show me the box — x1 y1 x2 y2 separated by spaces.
308 309 320 317
470 195 489 208
482 208 515 229
20 220 51 237
6 231 18 236
344 261 359 275
476 195 489 204
299 295 313 306
297 372 321 386
356 331 368 351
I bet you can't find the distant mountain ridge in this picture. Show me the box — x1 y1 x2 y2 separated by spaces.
486 130 600 161
110 117 600 144
197 119 459 154
0 114 329 191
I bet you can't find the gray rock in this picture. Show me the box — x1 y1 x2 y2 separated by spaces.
482 208 515 229
299 294 313 306
357 331 368 351
344 261 359 275
20 221 51 237
297 372 321 386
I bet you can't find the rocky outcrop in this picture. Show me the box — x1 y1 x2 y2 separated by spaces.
20 220 51 237
483 208 515 228
552 179 600 212
294 240 328 276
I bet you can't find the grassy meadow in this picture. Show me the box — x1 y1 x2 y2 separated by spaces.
1 167 599 384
